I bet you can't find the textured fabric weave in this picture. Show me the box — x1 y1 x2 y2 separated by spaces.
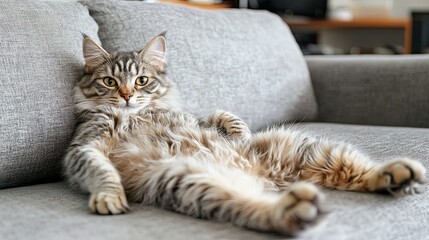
82 0 318 130
0 0 99 188
306 55 429 128
1 123 428 240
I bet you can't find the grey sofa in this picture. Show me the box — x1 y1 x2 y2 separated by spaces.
1 1 428 239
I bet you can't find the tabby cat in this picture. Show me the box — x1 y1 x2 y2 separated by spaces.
64 33 427 236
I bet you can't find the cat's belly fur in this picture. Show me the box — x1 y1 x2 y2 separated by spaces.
103 111 256 200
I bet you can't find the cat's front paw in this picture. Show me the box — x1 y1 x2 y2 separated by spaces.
373 158 427 196
211 110 251 142
272 182 326 236
89 190 129 215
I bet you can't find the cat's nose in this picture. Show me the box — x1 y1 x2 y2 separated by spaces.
120 93 133 101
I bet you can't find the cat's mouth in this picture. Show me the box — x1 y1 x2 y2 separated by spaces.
118 99 134 108
118 102 133 108
118 101 141 109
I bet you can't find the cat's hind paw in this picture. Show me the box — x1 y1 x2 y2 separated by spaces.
374 158 427 196
272 182 326 236
89 191 129 215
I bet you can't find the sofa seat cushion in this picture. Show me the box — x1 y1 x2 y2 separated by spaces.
81 0 318 130
0 182 269 240
1 123 428 240
0 0 100 189
296 123 429 164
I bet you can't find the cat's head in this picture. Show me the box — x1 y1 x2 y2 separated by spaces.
74 33 179 113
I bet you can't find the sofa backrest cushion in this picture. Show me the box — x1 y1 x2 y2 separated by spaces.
0 0 99 188
82 0 318 130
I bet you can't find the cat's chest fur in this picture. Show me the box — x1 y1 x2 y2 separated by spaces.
99 109 245 170
108 109 204 140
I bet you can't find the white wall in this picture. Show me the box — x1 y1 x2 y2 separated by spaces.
321 0 429 53
330 0 429 17
391 0 429 17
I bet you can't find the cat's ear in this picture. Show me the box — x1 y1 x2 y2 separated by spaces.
139 32 167 70
83 36 110 73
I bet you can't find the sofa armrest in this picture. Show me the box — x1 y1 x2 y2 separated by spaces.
306 55 429 128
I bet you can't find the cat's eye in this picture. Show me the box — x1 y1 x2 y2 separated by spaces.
103 77 117 87
135 76 149 86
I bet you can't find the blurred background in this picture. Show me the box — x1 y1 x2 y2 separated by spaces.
156 0 429 55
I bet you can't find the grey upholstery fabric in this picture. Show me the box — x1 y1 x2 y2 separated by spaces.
306 55 429 128
1 123 428 240
0 182 270 240
295 123 429 164
0 0 99 189
81 0 318 130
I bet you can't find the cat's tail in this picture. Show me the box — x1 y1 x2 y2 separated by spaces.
136 156 326 236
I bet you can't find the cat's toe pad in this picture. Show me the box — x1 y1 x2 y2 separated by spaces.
377 158 427 196
89 191 129 215
273 182 326 236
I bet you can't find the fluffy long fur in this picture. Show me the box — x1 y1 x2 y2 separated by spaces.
63 34 427 236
